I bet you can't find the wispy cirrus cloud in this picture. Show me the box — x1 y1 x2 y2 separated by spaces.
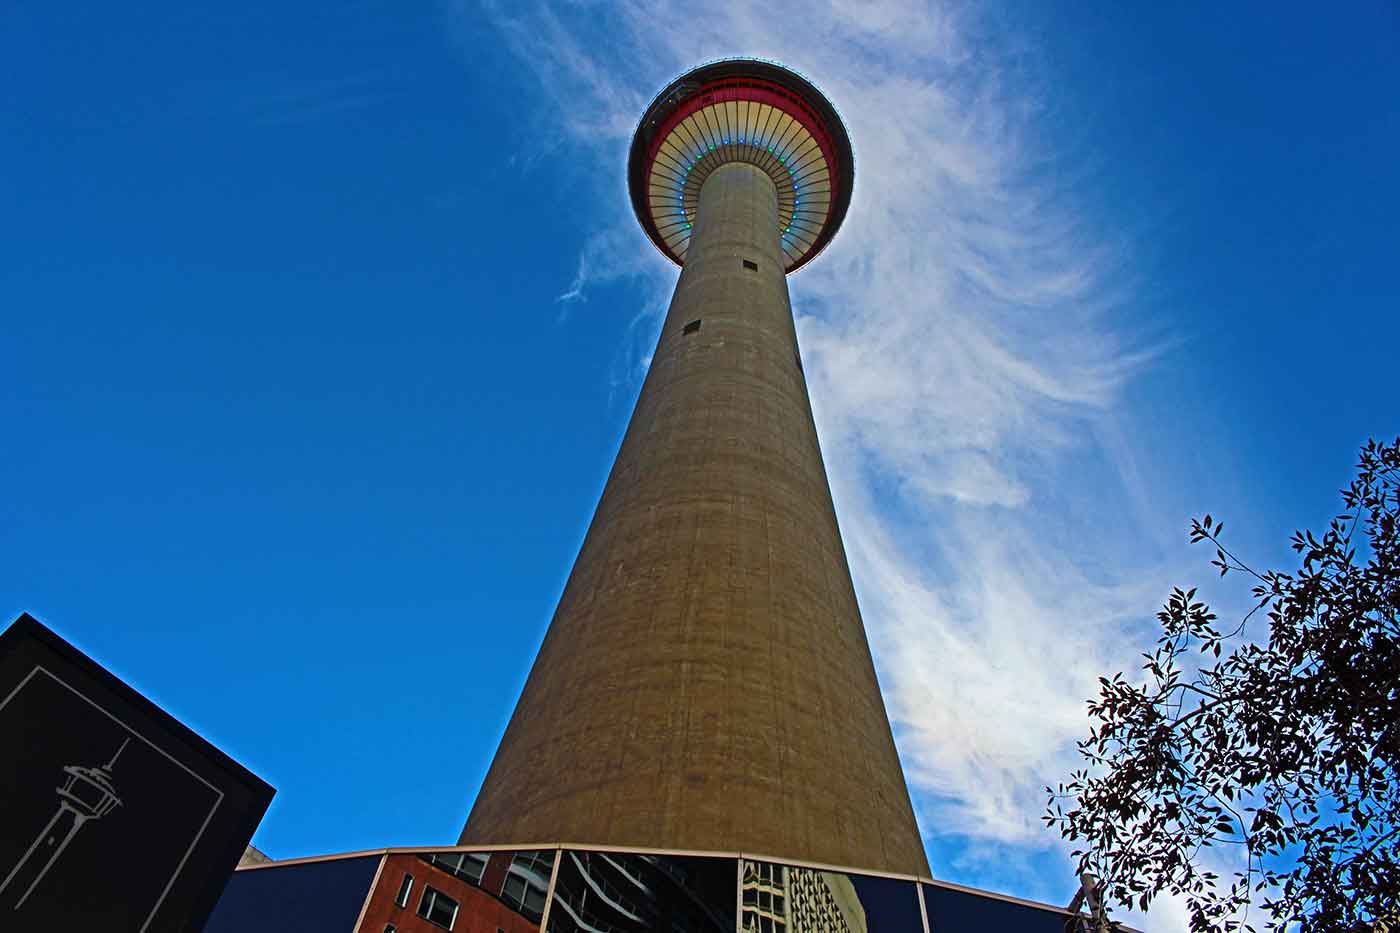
460 0 1191 926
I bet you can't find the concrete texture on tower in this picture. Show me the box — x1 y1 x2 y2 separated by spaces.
461 61 927 877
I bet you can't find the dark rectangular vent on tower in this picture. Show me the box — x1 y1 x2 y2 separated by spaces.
683 319 702 336
743 259 758 271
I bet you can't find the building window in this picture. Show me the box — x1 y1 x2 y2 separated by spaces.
743 259 758 270
425 851 488 886
418 886 459 930
683 319 702 336
502 868 548 921
395 873 413 908
384 926 397 933
510 850 554 881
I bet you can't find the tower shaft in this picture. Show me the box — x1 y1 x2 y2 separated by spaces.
462 162 927 876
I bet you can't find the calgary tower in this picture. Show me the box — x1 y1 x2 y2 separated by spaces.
462 59 927 877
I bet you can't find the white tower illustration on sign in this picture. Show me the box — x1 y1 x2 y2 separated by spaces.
0 737 128 911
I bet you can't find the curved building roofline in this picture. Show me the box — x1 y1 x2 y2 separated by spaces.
628 58 854 274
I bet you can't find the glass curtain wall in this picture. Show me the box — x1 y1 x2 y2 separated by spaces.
920 881 1090 932
533 850 1088 933
545 850 736 933
740 858 923 933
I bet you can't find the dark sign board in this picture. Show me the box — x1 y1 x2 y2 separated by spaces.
0 613 274 931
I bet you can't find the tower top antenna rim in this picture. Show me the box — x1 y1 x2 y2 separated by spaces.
627 58 854 274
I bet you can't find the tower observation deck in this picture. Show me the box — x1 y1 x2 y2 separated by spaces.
461 59 928 877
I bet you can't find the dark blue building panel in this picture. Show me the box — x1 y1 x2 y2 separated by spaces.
204 855 380 932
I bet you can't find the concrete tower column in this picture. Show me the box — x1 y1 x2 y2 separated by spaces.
461 152 927 875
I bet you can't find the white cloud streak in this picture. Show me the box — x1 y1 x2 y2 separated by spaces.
463 0 1188 926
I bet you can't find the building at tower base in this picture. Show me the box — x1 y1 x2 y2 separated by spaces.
205 844 1115 933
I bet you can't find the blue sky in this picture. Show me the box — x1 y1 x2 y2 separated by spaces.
3 2 1396 928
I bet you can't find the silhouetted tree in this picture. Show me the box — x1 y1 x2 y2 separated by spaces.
1047 438 1400 931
